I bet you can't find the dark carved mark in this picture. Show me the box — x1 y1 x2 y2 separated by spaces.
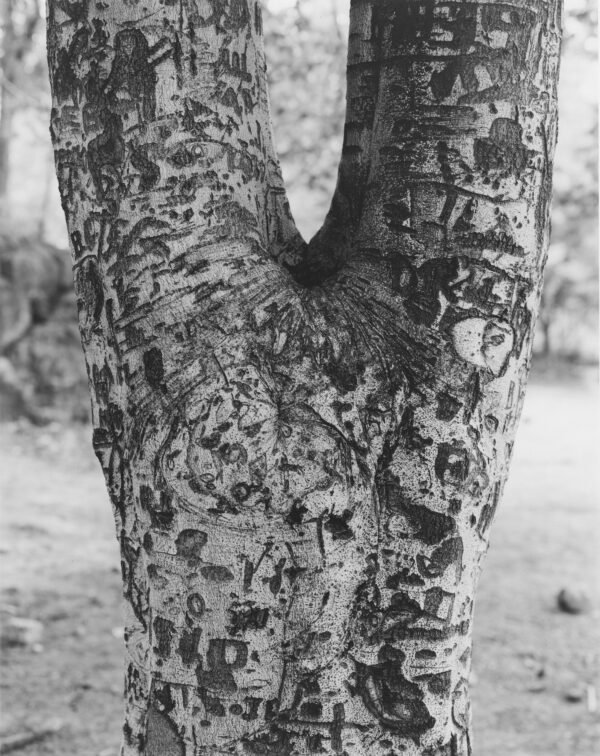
399 408 434 452
140 485 174 528
227 601 270 634
130 143 160 192
378 469 455 545
417 537 464 579
356 645 435 739
187 592 206 620
390 255 460 327
242 726 293 756
143 347 165 389
474 118 529 177
153 616 175 658
198 688 226 718
105 30 170 123
201 564 235 582
175 529 207 560
268 557 286 596
435 443 470 486
331 702 345 753
74 257 104 336
386 569 425 589
87 110 125 199
120 534 148 631
196 639 248 693
436 392 462 422
300 700 323 719
153 683 176 714
178 627 202 665
324 509 354 540
477 480 503 538
145 705 184 756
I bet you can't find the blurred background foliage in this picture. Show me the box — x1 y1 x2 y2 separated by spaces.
0 0 597 422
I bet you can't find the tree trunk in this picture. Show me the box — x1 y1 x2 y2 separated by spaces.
46 2 562 754
0 0 16 214
540 316 552 358
1 0 41 219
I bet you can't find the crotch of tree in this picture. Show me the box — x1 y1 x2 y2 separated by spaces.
46 1 563 754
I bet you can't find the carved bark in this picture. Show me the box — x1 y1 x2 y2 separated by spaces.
46 1 562 754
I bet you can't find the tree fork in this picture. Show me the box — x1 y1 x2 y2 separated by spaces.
46 1 562 754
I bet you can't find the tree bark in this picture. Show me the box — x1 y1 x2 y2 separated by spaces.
46 1 562 754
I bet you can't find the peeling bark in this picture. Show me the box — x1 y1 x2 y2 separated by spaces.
46 1 562 754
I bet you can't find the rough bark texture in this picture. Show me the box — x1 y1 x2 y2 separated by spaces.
46 1 562 754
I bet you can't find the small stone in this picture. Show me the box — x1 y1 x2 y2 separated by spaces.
564 686 585 703
47 610 70 622
557 587 590 614
0 617 44 647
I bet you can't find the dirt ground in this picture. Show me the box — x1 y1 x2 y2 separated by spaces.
0 372 598 756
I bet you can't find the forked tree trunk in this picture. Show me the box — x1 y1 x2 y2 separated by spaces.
46 1 562 754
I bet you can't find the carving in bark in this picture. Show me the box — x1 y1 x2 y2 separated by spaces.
46 1 562 754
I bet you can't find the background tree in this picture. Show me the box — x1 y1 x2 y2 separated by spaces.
0 0 74 421
263 0 348 235
0 0 46 220
537 0 598 360
45 1 563 755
